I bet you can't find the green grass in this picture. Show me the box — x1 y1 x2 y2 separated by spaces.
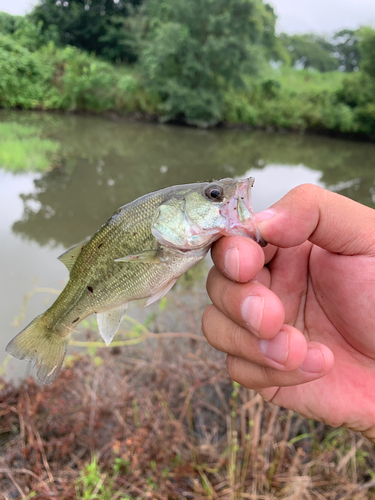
0 122 60 172
276 67 345 94
225 68 357 134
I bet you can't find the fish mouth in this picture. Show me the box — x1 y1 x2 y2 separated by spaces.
222 178 267 247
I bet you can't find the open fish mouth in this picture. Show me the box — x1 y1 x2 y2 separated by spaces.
221 177 267 247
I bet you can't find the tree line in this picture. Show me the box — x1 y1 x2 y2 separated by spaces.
0 0 375 136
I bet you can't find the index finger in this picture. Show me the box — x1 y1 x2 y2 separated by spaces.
210 235 265 283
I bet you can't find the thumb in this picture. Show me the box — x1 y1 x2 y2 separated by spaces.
256 184 375 256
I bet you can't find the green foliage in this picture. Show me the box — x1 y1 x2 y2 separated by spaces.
0 33 154 114
332 29 360 72
75 455 123 500
30 0 142 63
138 0 278 125
0 12 58 51
358 26 375 78
57 46 118 112
0 34 57 109
0 122 60 172
333 28 375 137
0 12 21 35
280 33 339 72
223 69 359 135
2 3 375 138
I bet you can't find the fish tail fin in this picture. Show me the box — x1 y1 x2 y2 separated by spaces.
6 315 69 385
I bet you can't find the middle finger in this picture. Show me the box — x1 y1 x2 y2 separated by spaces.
206 266 285 339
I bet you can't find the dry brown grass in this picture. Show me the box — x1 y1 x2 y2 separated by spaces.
2 278 375 499
1 333 375 499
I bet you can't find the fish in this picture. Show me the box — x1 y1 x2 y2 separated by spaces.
6 177 265 384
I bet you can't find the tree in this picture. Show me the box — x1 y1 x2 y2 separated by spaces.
0 12 57 51
137 0 279 125
359 27 375 78
336 28 375 137
332 29 360 72
0 12 20 35
30 0 142 62
280 33 339 72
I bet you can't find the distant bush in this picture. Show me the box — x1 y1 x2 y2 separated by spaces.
0 37 155 114
0 34 56 109
224 69 357 134
55 46 118 112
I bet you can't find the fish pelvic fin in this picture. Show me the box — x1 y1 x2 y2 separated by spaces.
5 315 69 385
97 303 128 346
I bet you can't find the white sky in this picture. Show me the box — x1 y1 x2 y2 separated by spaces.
268 0 375 34
0 0 375 35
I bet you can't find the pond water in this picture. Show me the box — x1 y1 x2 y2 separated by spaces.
1 110 375 380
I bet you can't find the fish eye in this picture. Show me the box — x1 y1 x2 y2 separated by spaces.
205 184 224 202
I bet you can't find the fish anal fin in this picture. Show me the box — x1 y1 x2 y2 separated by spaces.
97 303 128 346
58 242 86 273
115 249 164 264
145 278 177 307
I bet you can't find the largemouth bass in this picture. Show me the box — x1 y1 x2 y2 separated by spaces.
6 177 264 384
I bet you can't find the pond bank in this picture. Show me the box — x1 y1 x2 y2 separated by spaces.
1 345 374 499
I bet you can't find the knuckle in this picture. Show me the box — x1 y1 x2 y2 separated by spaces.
226 355 239 380
201 305 215 339
261 365 279 387
206 265 216 288
209 276 234 314
227 321 245 356
293 183 321 202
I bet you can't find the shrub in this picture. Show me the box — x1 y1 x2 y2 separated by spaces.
0 35 55 109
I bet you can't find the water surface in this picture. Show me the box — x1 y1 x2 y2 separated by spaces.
1 111 375 379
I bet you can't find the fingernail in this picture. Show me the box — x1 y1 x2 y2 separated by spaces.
241 295 264 335
255 209 276 223
300 347 323 373
259 330 289 364
224 246 239 281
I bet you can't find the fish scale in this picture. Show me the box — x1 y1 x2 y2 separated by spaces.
6 178 262 384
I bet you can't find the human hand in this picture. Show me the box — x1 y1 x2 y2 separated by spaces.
202 184 375 440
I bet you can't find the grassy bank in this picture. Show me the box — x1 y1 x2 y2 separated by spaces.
1 342 375 499
0 122 60 172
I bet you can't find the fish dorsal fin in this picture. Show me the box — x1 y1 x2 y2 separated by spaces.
97 303 128 346
58 242 86 273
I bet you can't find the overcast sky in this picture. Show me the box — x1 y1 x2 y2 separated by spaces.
0 0 375 35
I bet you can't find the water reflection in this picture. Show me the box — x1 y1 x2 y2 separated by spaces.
4 112 375 249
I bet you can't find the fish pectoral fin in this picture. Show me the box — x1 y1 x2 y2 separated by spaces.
145 278 177 307
97 303 128 346
115 249 164 264
58 241 86 273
